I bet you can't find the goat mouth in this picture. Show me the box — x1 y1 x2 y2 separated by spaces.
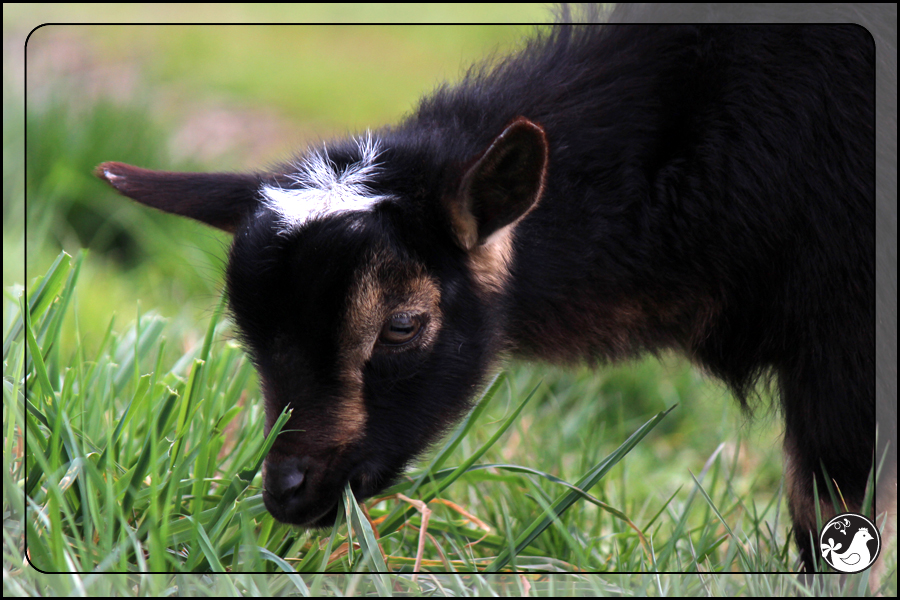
303 503 342 529
263 488 340 528
263 471 378 529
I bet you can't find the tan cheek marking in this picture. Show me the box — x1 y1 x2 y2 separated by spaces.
467 226 515 295
334 259 444 447
342 265 384 369
332 388 368 447
334 264 382 447
334 256 443 442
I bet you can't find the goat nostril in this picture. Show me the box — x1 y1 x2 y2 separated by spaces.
266 456 310 501
282 469 305 494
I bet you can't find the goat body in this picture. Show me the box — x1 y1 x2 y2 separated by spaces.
96 10 890 573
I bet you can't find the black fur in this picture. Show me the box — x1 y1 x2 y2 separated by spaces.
96 8 886 573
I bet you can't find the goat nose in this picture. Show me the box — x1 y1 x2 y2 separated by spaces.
266 456 310 501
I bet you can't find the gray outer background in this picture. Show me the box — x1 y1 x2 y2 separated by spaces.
8 1 896 584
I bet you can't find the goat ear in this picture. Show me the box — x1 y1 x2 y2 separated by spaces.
94 162 261 233
446 117 548 250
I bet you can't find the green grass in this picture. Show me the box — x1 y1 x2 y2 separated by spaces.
9 252 893 595
7 12 895 597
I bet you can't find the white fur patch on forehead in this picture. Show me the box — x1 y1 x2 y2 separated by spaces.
261 132 389 234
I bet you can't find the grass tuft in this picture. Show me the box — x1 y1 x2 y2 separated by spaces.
8 251 893 597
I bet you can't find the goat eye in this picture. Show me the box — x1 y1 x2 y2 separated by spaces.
378 314 423 346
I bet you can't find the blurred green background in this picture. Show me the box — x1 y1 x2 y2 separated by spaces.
11 8 550 335
7 3 787 579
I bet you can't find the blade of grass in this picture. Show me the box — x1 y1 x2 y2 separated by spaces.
97 374 150 471
168 358 204 472
38 250 85 350
377 373 507 529
380 379 539 536
239 404 292 483
486 405 674 572
121 389 179 518
653 439 724 571
343 483 391 590
187 515 227 573
23 294 55 401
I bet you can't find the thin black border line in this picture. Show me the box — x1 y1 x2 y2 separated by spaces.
18 14 887 580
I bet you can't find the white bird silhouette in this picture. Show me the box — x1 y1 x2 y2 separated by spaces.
822 527 874 572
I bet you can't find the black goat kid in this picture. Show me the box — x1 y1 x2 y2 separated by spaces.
97 22 884 573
